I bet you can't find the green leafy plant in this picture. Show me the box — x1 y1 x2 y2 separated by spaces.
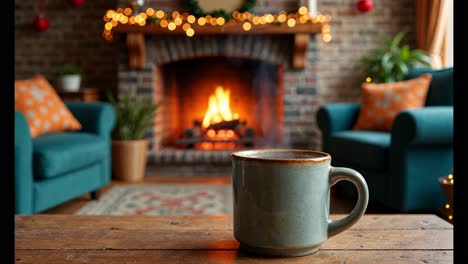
52 64 82 76
107 91 160 141
355 31 432 83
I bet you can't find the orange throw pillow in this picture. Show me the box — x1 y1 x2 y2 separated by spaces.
15 75 82 138
353 74 432 131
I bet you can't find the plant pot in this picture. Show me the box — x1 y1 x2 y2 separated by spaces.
111 139 148 182
57 74 81 91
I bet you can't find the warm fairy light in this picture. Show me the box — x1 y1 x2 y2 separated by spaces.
198 17 206 26
299 15 308 24
299 6 308 15
168 22 176 30
146 8 155 16
160 19 168 27
187 15 196 23
210 17 217 26
182 23 191 31
186 28 195 37
174 17 183 26
252 16 260 25
449 215 453 220
450 179 454 184
155 10 165 19
445 204 450 209
216 17 225 25
448 174 453 179
104 22 112 30
172 11 180 19
243 22 252 31
106 10 114 18
102 8 332 42
277 13 287 22
366 77 372 83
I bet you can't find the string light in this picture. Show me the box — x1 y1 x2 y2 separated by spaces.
102 6 331 41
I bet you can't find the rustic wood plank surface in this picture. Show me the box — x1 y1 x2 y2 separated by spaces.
16 214 452 230
15 214 453 264
15 250 452 264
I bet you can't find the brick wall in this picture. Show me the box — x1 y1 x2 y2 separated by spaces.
15 0 118 91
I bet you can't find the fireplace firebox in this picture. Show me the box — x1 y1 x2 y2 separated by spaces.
159 57 283 150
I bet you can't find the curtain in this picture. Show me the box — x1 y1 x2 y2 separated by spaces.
416 0 450 69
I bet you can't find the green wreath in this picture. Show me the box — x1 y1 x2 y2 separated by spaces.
185 0 257 20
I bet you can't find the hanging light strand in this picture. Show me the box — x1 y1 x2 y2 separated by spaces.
102 6 331 41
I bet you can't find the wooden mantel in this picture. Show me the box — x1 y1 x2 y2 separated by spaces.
113 22 325 69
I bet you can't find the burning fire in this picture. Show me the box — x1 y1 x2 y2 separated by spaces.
202 86 239 128
199 86 239 150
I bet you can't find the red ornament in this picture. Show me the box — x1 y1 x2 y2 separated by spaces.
357 0 373 13
70 0 85 7
33 15 49 32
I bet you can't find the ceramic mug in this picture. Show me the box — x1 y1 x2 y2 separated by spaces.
231 149 369 257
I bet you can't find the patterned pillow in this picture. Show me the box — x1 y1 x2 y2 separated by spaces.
352 74 432 131
15 75 82 138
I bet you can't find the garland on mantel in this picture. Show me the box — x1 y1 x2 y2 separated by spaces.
185 0 257 20
102 6 331 41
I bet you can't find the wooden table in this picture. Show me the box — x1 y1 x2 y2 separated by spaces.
15 214 453 263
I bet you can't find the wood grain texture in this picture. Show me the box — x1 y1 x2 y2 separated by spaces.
15 229 452 250
15 250 453 264
16 214 452 230
15 215 453 263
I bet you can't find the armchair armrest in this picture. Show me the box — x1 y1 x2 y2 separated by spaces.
15 111 33 214
65 102 116 138
391 106 453 146
317 103 360 136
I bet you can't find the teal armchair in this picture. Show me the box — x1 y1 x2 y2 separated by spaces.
15 102 116 214
317 68 453 212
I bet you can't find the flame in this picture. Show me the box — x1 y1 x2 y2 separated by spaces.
202 86 237 128
197 86 240 150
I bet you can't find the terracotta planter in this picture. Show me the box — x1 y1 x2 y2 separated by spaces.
111 139 148 182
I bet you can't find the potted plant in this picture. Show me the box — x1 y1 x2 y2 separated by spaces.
107 91 160 182
355 31 432 83
52 64 82 91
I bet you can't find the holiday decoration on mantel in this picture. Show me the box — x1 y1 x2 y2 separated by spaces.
101 5 331 41
356 0 373 13
33 0 49 32
70 0 85 8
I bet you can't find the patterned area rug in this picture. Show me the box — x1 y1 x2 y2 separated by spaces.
75 184 233 215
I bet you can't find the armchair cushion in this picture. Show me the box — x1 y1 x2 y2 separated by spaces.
352 74 432 131
33 132 108 179
404 67 453 106
328 131 391 171
15 75 82 137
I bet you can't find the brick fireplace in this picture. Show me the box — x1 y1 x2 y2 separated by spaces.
118 33 319 163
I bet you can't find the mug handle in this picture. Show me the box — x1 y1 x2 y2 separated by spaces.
327 167 369 238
